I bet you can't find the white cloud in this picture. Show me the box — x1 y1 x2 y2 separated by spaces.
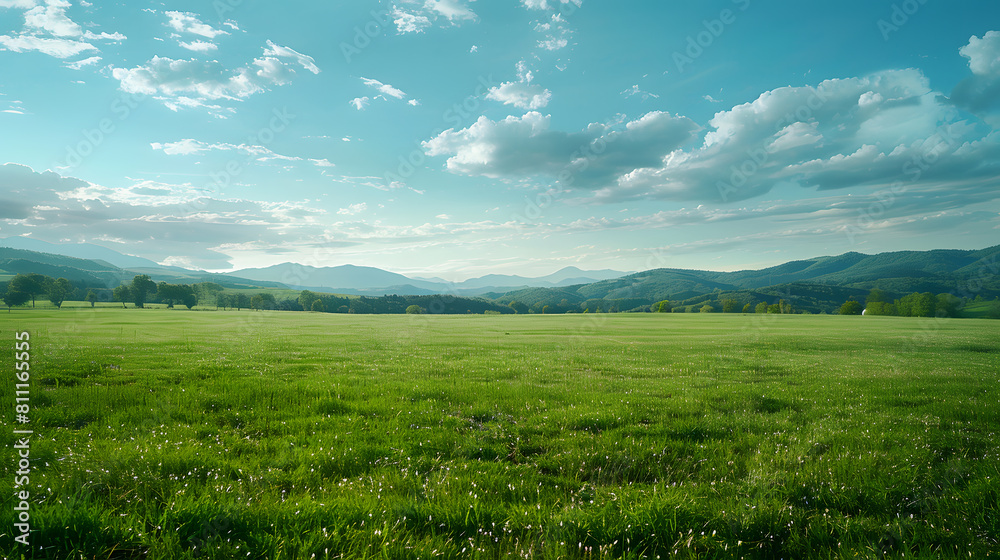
622 84 659 101
952 30 1000 125
350 96 370 110
960 30 1000 77
112 42 320 112
179 40 217 53
486 60 552 110
65 54 100 69
337 203 367 216
0 0 37 7
427 68 1000 206
0 0 123 61
24 0 81 37
0 34 95 58
522 0 582 9
424 110 698 183
392 7 431 34
538 36 567 51
165 11 228 39
82 30 125 41
424 0 477 21
390 0 477 33
361 77 407 99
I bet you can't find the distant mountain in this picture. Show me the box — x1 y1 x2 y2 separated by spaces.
494 246 1000 313
0 236 162 269
227 263 445 292
227 263 630 294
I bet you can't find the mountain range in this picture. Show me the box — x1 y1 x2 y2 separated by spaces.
1 237 998 314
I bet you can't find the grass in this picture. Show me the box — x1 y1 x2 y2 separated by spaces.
0 309 998 559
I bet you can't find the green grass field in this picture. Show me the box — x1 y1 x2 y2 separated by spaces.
1 309 998 559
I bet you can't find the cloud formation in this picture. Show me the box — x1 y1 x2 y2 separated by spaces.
111 41 320 113
0 0 124 61
486 60 552 110
428 66 1000 205
390 0 478 34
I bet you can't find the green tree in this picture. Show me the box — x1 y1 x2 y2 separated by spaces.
654 300 671 313
405 304 424 314
130 275 156 308
182 292 198 309
250 293 276 310
311 299 326 312
742 303 752 314
936 293 961 318
85 290 98 308
866 288 889 306
9 274 46 308
721 299 738 313
779 299 792 314
298 290 319 312
755 302 768 314
2 289 30 312
767 304 781 314
236 293 250 310
112 285 131 308
46 278 73 308
542 305 550 314
508 300 528 314
839 299 863 315
700 304 715 313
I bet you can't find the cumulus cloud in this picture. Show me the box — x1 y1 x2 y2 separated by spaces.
0 0 123 61
111 41 320 113
165 11 228 39
951 30 1000 125
392 7 431 33
355 77 419 108
337 203 367 216
486 60 552 110
427 68 1000 206
350 96 370 111
179 40 217 53
423 110 699 187
0 163 336 270
390 0 477 33
521 0 582 10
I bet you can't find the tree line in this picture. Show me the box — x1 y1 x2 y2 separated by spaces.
838 289 970 317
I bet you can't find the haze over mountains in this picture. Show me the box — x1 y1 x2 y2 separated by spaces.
1 237 998 313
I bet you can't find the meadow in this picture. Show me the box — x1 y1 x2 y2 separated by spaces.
1 308 998 559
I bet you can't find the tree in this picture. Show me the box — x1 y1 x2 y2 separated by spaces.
235 293 250 311
936 293 961 318
767 304 781 314
721 299 738 313
182 292 198 309
3 289 30 312
508 300 528 314
9 274 46 308
654 300 671 313
250 293 276 310
298 290 319 312
866 288 889 306
312 299 326 312
112 285 131 308
700 304 715 313
46 278 73 308
85 290 98 308
130 275 156 308
779 299 792 314
405 304 424 314
755 302 768 314
839 299 863 315
742 303 752 314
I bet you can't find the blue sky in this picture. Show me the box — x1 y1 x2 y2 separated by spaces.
1 0 998 279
